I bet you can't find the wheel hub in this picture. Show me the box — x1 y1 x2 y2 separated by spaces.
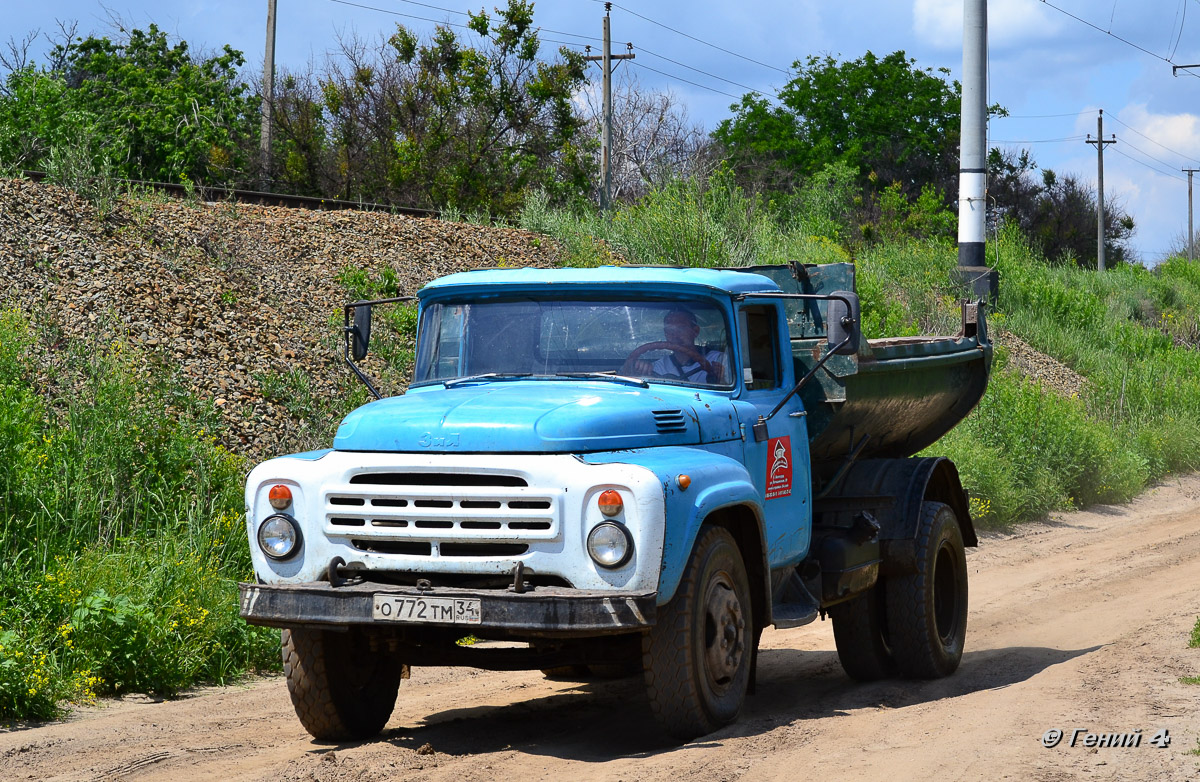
704 580 745 687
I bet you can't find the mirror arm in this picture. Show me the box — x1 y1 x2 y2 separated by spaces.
752 329 853 441
342 295 416 400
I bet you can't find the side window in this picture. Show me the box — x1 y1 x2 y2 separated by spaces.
739 305 779 391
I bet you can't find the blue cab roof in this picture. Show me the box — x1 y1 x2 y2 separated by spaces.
419 265 783 299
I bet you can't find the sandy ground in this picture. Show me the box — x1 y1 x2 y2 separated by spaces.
3 477 1200 782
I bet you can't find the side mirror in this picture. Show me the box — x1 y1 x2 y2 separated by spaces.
350 303 372 361
826 291 860 356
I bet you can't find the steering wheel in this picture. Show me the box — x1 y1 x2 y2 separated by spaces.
620 341 717 380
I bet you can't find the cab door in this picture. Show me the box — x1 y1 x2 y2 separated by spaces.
733 301 812 568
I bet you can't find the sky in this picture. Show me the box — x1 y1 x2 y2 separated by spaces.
5 0 1200 265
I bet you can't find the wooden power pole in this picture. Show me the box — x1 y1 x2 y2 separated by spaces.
1086 110 1116 271
1185 167 1199 262
585 3 634 211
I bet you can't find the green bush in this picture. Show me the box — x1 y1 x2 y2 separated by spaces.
0 311 278 720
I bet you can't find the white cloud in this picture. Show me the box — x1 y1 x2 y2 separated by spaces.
913 0 959 44
1115 104 1200 162
913 0 1061 50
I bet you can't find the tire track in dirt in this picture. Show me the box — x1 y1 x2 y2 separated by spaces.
2 479 1199 781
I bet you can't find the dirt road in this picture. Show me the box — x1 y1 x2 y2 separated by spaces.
4 477 1200 781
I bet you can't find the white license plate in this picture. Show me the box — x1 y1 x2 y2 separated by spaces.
372 595 482 625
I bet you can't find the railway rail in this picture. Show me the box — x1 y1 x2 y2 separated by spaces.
21 170 441 218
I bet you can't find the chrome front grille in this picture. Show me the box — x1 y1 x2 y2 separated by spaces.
323 470 559 557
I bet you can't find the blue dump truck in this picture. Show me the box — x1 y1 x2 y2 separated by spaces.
239 262 992 740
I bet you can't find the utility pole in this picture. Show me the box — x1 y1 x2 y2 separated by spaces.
1185 167 1199 262
1086 110 1116 271
955 0 997 303
584 3 634 211
261 0 278 187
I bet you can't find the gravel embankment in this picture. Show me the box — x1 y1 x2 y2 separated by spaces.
0 177 1084 458
0 178 564 456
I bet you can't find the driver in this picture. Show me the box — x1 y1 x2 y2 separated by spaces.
649 308 727 384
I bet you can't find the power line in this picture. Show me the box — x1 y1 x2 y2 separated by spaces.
992 136 1087 143
329 0 476 31
1169 0 1187 60
1119 138 1190 177
636 45 772 96
331 0 597 53
1111 146 1187 181
540 36 591 50
996 110 1097 119
590 0 790 75
628 60 741 100
391 0 467 17
398 0 609 43
1107 112 1196 164
1039 0 1200 77
392 0 604 42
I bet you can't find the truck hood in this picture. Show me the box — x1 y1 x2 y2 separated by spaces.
332 381 741 453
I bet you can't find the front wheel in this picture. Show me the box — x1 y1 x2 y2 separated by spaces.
885 501 968 678
283 626 403 740
643 525 754 740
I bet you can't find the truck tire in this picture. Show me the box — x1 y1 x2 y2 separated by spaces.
643 525 754 740
885 501 968 678
829 583 897 681
282 626 402 741
540 664 590 680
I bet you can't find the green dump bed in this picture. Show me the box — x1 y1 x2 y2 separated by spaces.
739 263 992 474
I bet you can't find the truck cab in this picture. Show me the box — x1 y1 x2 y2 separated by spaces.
240 263 991 741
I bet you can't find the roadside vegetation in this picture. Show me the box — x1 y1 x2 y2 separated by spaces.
0 311 278 720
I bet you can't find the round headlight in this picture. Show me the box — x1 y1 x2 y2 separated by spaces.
258 514 302 560
587 521 633 568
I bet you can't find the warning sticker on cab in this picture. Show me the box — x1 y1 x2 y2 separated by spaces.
765 436 792 499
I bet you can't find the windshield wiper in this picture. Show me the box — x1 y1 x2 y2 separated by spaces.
552 372 649 388
443 373 532 388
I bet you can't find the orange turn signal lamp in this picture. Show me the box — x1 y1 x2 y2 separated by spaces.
598 489 623 516
268 484 293 509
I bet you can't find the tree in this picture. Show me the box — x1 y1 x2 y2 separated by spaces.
988 147 1136 267
713 51 962 198
57 25 255 184
579 72 713 202
267 1 592 214
0 24 255 185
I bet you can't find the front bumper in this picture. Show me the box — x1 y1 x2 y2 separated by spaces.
239 581 657 635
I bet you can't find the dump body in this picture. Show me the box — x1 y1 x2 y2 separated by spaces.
737 263 992 478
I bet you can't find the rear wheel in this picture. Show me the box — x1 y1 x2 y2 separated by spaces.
885 501 968 678
829 582 897 681
283 626 403 740
643 526 754 740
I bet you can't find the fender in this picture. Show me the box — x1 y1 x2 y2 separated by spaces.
584 447 769 609
814 457 976 575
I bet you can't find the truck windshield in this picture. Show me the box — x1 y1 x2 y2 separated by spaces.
414 297 733 389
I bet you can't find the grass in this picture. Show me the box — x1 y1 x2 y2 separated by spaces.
0 252 419 722
0 310 278 720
